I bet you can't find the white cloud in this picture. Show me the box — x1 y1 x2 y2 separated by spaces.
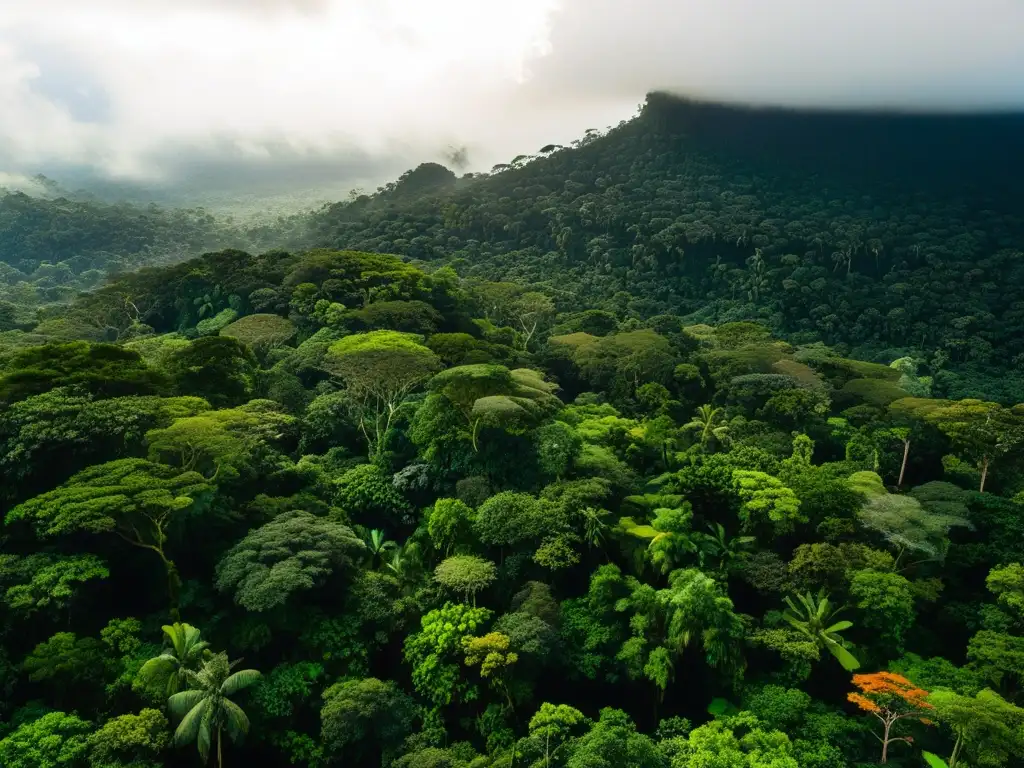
528 0 1024 111
0 0 1021 194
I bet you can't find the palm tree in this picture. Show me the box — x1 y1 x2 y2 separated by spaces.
138 622 211 696
362 528 396 569
169 653 260 768
581 506 611 552
684 405 730 451
782 590 860 671
695 523 755 573
386 546 410 580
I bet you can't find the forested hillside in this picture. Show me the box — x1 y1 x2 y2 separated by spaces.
2 244 1024 768
302 94 1024 401
0 190 253 320
5 95 1024 396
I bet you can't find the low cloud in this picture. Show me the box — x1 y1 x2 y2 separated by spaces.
527 0 1024 112
0 0 1021 199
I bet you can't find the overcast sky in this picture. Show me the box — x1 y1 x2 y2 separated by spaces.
1 0 1022 201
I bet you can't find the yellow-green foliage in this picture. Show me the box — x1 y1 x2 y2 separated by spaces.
840 378 911 407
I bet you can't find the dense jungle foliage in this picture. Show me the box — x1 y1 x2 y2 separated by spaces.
2 241 1024 768
300 96 1024 402
2 94 1024 768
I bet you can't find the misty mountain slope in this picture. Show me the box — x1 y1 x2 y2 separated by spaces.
306 93 1024 377
0 190 253 311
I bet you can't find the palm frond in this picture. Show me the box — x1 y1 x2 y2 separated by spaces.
782 613 812 637
797 591 816 617
815 594 830 621
221 668 261 696
138 655 175 680
163 623 185 657
823 636 860 671
196 715 212 764
221 698 251 742
182 623 203 650
173 697 208 747
825 620 853 633
168 689 206 720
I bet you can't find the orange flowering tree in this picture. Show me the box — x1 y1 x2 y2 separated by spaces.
848 672 933 764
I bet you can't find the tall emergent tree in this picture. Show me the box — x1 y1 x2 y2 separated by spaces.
927 399 1024 492
848 672 933 764
323 331 440 462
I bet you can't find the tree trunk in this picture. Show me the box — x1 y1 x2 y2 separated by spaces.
218 725 223 768
163 557 181 623
949 732 964 768
881 719 891 764
898 439 910 488
979 456 990 493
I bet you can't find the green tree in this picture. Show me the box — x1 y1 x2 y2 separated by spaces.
219 313 296 357
987 563 1024 619
733 470 804 533
0 389 208 503
601 566 746 702
527 703 587 768
463 631 519 709
0 711 92 768
138 622 211 697
426 498 477 556
403 602 491 706
474 492 547 548
571 330 676 398
537 421 583 481
509 291 556 351
564 708 661 768
320 677 416 765
684 404 730 451
165 336 255 408
693 523 756 574
927 399 1024 492
0 554 108 619
88 708 170 768
334 463 409 526
168 653 261 768
0 341 166 406
424 365 561 452
7 459 212 619
361 528 397 569
215 511 364 612
23 632 107 707
929 688 1024 768
323 331 440 462
849 471 969 565
145 401 296 485
849 569 916 652
782 590 860 671
434 555 497 605
668 713 799 768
